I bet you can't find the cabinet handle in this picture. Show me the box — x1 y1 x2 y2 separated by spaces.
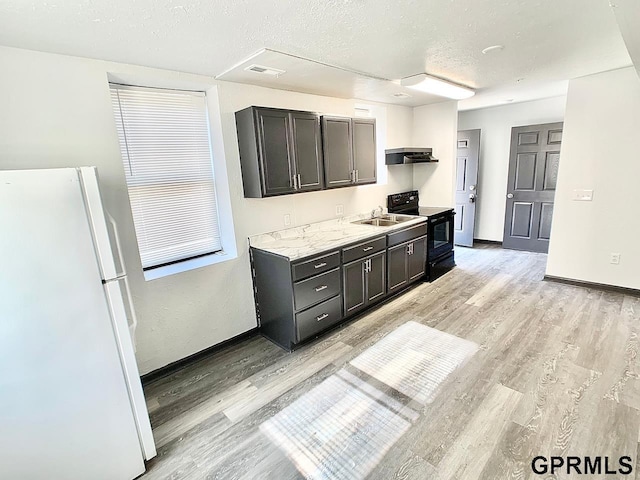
363 246 374 252
292 175 298 190
314 262 327 269
297 174 302 189
315 285 328 292
407 244 411 255
356 170 359 182
316 313 329 322
351 170 356 183
363 258 371 273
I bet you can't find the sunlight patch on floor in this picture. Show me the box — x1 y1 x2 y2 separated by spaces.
260 321 479 479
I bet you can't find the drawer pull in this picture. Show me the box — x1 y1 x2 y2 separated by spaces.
316 313 329 322
315 285 328 292
362 246 374 252
314 262 327 269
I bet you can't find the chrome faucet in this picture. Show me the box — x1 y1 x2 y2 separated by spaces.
371 205 384 218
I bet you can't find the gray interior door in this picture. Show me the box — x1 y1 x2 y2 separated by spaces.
455 129 480 247
503 122 563 253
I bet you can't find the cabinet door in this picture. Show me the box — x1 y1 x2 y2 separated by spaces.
366 251 386 304
322 116 353 188
408 235 428 282
343 259 365 315
352 118 376 185
387 243 408 293
255 109 294 196
290 112 323 192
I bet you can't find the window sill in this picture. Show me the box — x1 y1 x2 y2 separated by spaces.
143 250 237 281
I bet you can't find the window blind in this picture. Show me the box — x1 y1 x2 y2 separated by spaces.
110 84 222 270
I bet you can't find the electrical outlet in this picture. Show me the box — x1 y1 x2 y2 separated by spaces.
572 189 594 201
335 204 344 216
610 253 621 265
284 214 291 226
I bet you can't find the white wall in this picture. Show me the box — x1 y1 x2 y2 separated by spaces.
458 96 566 241
411 101 458 206
0 46 414 374
547 67 640 290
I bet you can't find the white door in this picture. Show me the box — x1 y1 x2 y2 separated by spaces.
455 129 481 247
0 169 145 480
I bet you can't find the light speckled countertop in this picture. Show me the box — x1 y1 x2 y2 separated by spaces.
249 213 427 261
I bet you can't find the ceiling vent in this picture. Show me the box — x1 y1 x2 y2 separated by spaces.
244 64 285 76
393 92 411 98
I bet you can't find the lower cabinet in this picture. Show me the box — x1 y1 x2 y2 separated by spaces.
250 221 427 351
408 236 428 281
295 295 342 343
387 235 428 294
343 251 386 315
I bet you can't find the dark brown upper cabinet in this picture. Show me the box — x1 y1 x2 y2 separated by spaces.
322 116 377 189
235 107 323 198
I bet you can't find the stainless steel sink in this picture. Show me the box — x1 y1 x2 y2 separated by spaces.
352 213 417 227
354 218 399 227
378 214 414 223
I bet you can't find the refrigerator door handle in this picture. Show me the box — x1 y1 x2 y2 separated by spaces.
121 275 139 347
107 212 127 278
107 213 138 347
103 281 156 460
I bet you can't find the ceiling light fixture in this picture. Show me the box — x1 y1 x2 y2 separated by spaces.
400 74 475 100
481 45 504 54
392 92 411 98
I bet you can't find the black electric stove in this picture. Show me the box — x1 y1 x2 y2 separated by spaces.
387 191 456 281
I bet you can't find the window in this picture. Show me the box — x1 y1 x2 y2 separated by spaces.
110 84 222 273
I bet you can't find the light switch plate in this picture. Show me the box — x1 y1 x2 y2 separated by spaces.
335 204 344 216
572 189 594 201
284 214 291 226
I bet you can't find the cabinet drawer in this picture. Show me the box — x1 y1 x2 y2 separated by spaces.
342 236 386 263
387 222 428 247
293 268 341 311
295 295 343 343
292 251 340 281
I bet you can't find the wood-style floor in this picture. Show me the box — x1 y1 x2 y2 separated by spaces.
141 245 640 479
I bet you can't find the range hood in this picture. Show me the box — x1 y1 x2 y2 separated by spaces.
385 148 439 165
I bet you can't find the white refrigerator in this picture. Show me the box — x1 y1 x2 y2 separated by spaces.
0 167 156 479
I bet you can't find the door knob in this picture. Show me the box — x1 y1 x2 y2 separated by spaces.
507 193 514 199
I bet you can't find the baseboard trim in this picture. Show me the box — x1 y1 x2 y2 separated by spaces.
473 239 503 246
141 327 259 385
544 275 640 297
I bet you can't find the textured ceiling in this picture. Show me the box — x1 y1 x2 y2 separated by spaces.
0 0 633 107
